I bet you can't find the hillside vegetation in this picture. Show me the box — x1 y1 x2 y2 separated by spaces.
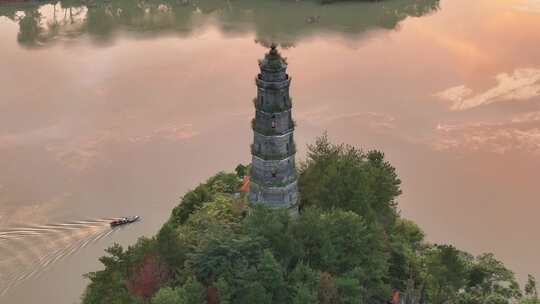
82 135 539 304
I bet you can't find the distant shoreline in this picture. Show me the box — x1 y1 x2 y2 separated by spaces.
0 0 50 6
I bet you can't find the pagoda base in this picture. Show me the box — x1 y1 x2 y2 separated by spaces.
249 180 298 213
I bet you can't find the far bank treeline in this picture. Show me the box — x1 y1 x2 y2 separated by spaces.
0 0 440 47
82 135 539 304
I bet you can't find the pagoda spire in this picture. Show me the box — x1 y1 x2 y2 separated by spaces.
249 46 298 213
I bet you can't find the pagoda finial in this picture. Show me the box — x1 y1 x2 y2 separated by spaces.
269 43 278 55
259 43 286 70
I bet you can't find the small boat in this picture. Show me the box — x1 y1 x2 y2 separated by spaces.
110 216 140 227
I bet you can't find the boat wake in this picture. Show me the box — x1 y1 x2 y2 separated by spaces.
0 218 119 296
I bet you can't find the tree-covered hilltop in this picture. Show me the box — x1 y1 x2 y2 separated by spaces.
82 135 539 304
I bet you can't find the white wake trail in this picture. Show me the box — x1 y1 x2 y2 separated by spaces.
0 218 118 296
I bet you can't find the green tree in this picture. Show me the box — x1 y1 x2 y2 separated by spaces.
170 183 213 225
298 134 401 231
183 276 206 304
186 229 263 286
289 262 320 292
257 249 288 302
83 239 160 303
322 209 374 273
207 172 241 194
458 253 521 304
291 208 389 302
236 281 271 304
215 277 232 304
235 164 247 178
525 274 538 300
244 205 301 268
388 218 426 291
290 208 334 270
293 283 318 304
82 243 136 304
424 245 470 304
151 287 184 304
187 194 243 231
156 222 187 268
169 172 240 226
335 275 362 304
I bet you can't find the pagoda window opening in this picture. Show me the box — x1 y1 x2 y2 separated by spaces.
260 96 264 105
271 170 277 178
286 143 290 152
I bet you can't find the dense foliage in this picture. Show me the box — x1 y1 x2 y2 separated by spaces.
82 135 537 304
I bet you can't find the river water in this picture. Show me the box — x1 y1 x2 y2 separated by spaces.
0 0 539 303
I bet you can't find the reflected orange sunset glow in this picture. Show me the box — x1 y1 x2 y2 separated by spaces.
0 0 539 303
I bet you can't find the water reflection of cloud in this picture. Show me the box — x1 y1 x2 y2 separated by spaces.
130 123 197 143
46 133 110 171
514 0 540 13
297 108 396 129
0 193 69 226
129 123 197 144
0 126 65 148
434 111 540 154
0 122 197 171
47 123 197 171
435 68 540 110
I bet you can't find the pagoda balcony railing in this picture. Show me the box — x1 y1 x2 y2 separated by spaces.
251 143 296 161
250 176 297 189
255 77 291 90
256 103 292 113
252 98 293 113
257 73 289 82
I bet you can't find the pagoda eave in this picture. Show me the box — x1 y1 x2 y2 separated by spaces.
255 77 291 89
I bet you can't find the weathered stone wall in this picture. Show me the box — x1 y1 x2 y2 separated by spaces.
252 132 294 157
257 69 287 82
251 155 296 185
249 180 298 209
254 109 293 134
255 81 291 112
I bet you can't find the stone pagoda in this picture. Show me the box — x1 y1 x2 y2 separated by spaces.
249 45 298 213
